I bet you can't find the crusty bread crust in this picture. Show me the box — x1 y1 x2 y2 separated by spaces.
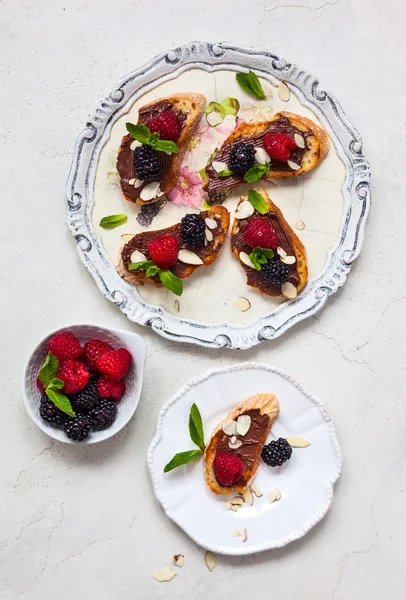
117 205 230 287
231 187 308 296
204 393 280 495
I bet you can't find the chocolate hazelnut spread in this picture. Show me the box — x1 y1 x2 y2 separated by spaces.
205 116 312 194
231 209 300 295
116 100 186 203
214 409 270 486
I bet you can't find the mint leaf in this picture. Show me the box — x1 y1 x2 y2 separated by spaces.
201 200 211 210
45 388 76 417
158 270 183 296
249 251 262 271
153 139 179 154
249 246 274 271
217 169 233 177
128 260 155 271
189 403 205 450
47 378 64 390
38 352 59 388
198 167 207 181
236 72 253 95
244 163 270 183
146 265 161 277
248 190 269 214
164 449 203 473
99 214 128 229
248 70 265 99
126 122 150 144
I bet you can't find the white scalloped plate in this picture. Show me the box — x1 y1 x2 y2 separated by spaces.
147 363 342 555
67 41 371 349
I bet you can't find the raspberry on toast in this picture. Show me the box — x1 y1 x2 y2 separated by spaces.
204 111 329 194
231 187 308 298
117 93 206 205
117 205 230 288
204 393 280 495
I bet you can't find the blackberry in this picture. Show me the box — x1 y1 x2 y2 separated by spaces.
137 199 166 227
63 415 92 441
39 395 68 425
180 214 205 246
134 145 161 181
262 438 293 467
228 143 255 176
89 400 117 431
205 188 231 206
71 377 100 414
261 260 290 285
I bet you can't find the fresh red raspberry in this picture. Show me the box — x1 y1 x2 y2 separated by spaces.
95 348 132 382
36 378 45 393
263 133 296 162
148 234 179 270
111 381 126 402
57 360 90 394
48 332 82 363
84 339 114 370
148 111 182 142
243 217 279 249
213 452 244 486
96 376 113 398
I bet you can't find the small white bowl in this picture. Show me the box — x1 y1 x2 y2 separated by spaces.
23 323 147 444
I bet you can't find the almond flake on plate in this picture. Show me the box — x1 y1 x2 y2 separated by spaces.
205 551 216 571
152 567 177 582
278 81 290 102
230 496 244 507
236 415 251 436
222 420 238 436
223 500 232 511
173 554 184 568
121 233 134 243
233 297 251 312
178 249 203 265
239 252 256 269
130 250 147 263
235 200 254 219
294 133 305 148
242 488 254 506
296 219 305 230
268 488 281 504
140 181 160 201
205 217 217 230
286 436 311 448
233 529 241 537
281 281 297 299
241 528 248 542
287 160 301 171
250 482 263 497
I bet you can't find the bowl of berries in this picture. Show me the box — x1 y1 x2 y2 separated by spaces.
23 324 147 443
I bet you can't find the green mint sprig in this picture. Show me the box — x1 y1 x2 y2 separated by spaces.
164 403 205 472
244 163 270 183
247 190 269 215
128 260 183 296
38 352 76 417
126 123 179 154
236 70 266 100
249 246 274 271
99 214 128 229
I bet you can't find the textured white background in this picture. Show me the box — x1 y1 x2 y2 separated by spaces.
0 1 405 599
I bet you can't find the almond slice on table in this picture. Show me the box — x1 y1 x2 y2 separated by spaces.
241 528 248 543
250 482 263 498
233 297 251 312
205 551 216 572
242 488 254 506
268 488 281 504
278 81 290 102
286 436 311 448
233 529 241 537
152 567 177 582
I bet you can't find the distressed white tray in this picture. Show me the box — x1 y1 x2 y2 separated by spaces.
147 363 342 555
66 41 371 349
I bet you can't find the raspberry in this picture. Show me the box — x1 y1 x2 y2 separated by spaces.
57 360 90 394
37 378 45 393
111 381 126 402
180 214 205 246
48 332 82 363
261 260 290 285
228 143 255 175
147 234 179 270
148 111 182 142
243 218 279 249
213 452 244 486
84 339 113 370
95 348 132 382
96 377 126 401
263 133 296 162
134 145 161 181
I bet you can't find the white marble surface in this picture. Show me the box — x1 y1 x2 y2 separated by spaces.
1 1 405 598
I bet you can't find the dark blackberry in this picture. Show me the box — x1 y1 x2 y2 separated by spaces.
89 400 117 430
39 395 69 425
71 377 100 414
262 438 293 467
63 415 92 441
261 260 290 285
134 145 161 181
205 188 231 206
180 214 206 246
137 199 166 227
228 143 255 175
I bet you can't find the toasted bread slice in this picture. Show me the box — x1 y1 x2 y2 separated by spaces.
117 93 206 205
117 205 230 288
231 187 308 298
204 111 329 193
204 393 280 495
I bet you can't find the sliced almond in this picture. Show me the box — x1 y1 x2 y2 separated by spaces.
134 178 144 188
254 147 271 165
239 252 256 269
130 250 147 263
205 551 216 572
233 529 241 537
121 233 134 243
229 438 243 450
294 133 305 149
286 436 311 448
280 255 296 265
230 435 237 444
235 200 254 219
107 170 119 184
236 415 251 436
278 81 290 102
223 500 232 511
277 246 287 259
174 299 180 313
205 228 213 242
268 488 281 504
173 554 184 568
140 181 160 201
211 160 229 173
222 420 238 436
281 281 298 299
296 219 305 230
206 112 223 127
128 178 136 185
241 528 248 543
205 217 218 230
250 482 263 498
178 249 203 265
230 496 244 507
233 297 251 312
287 160 301 171
230 504 241 512
242 488 254 506
130 140 142 151
152 567 177 582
